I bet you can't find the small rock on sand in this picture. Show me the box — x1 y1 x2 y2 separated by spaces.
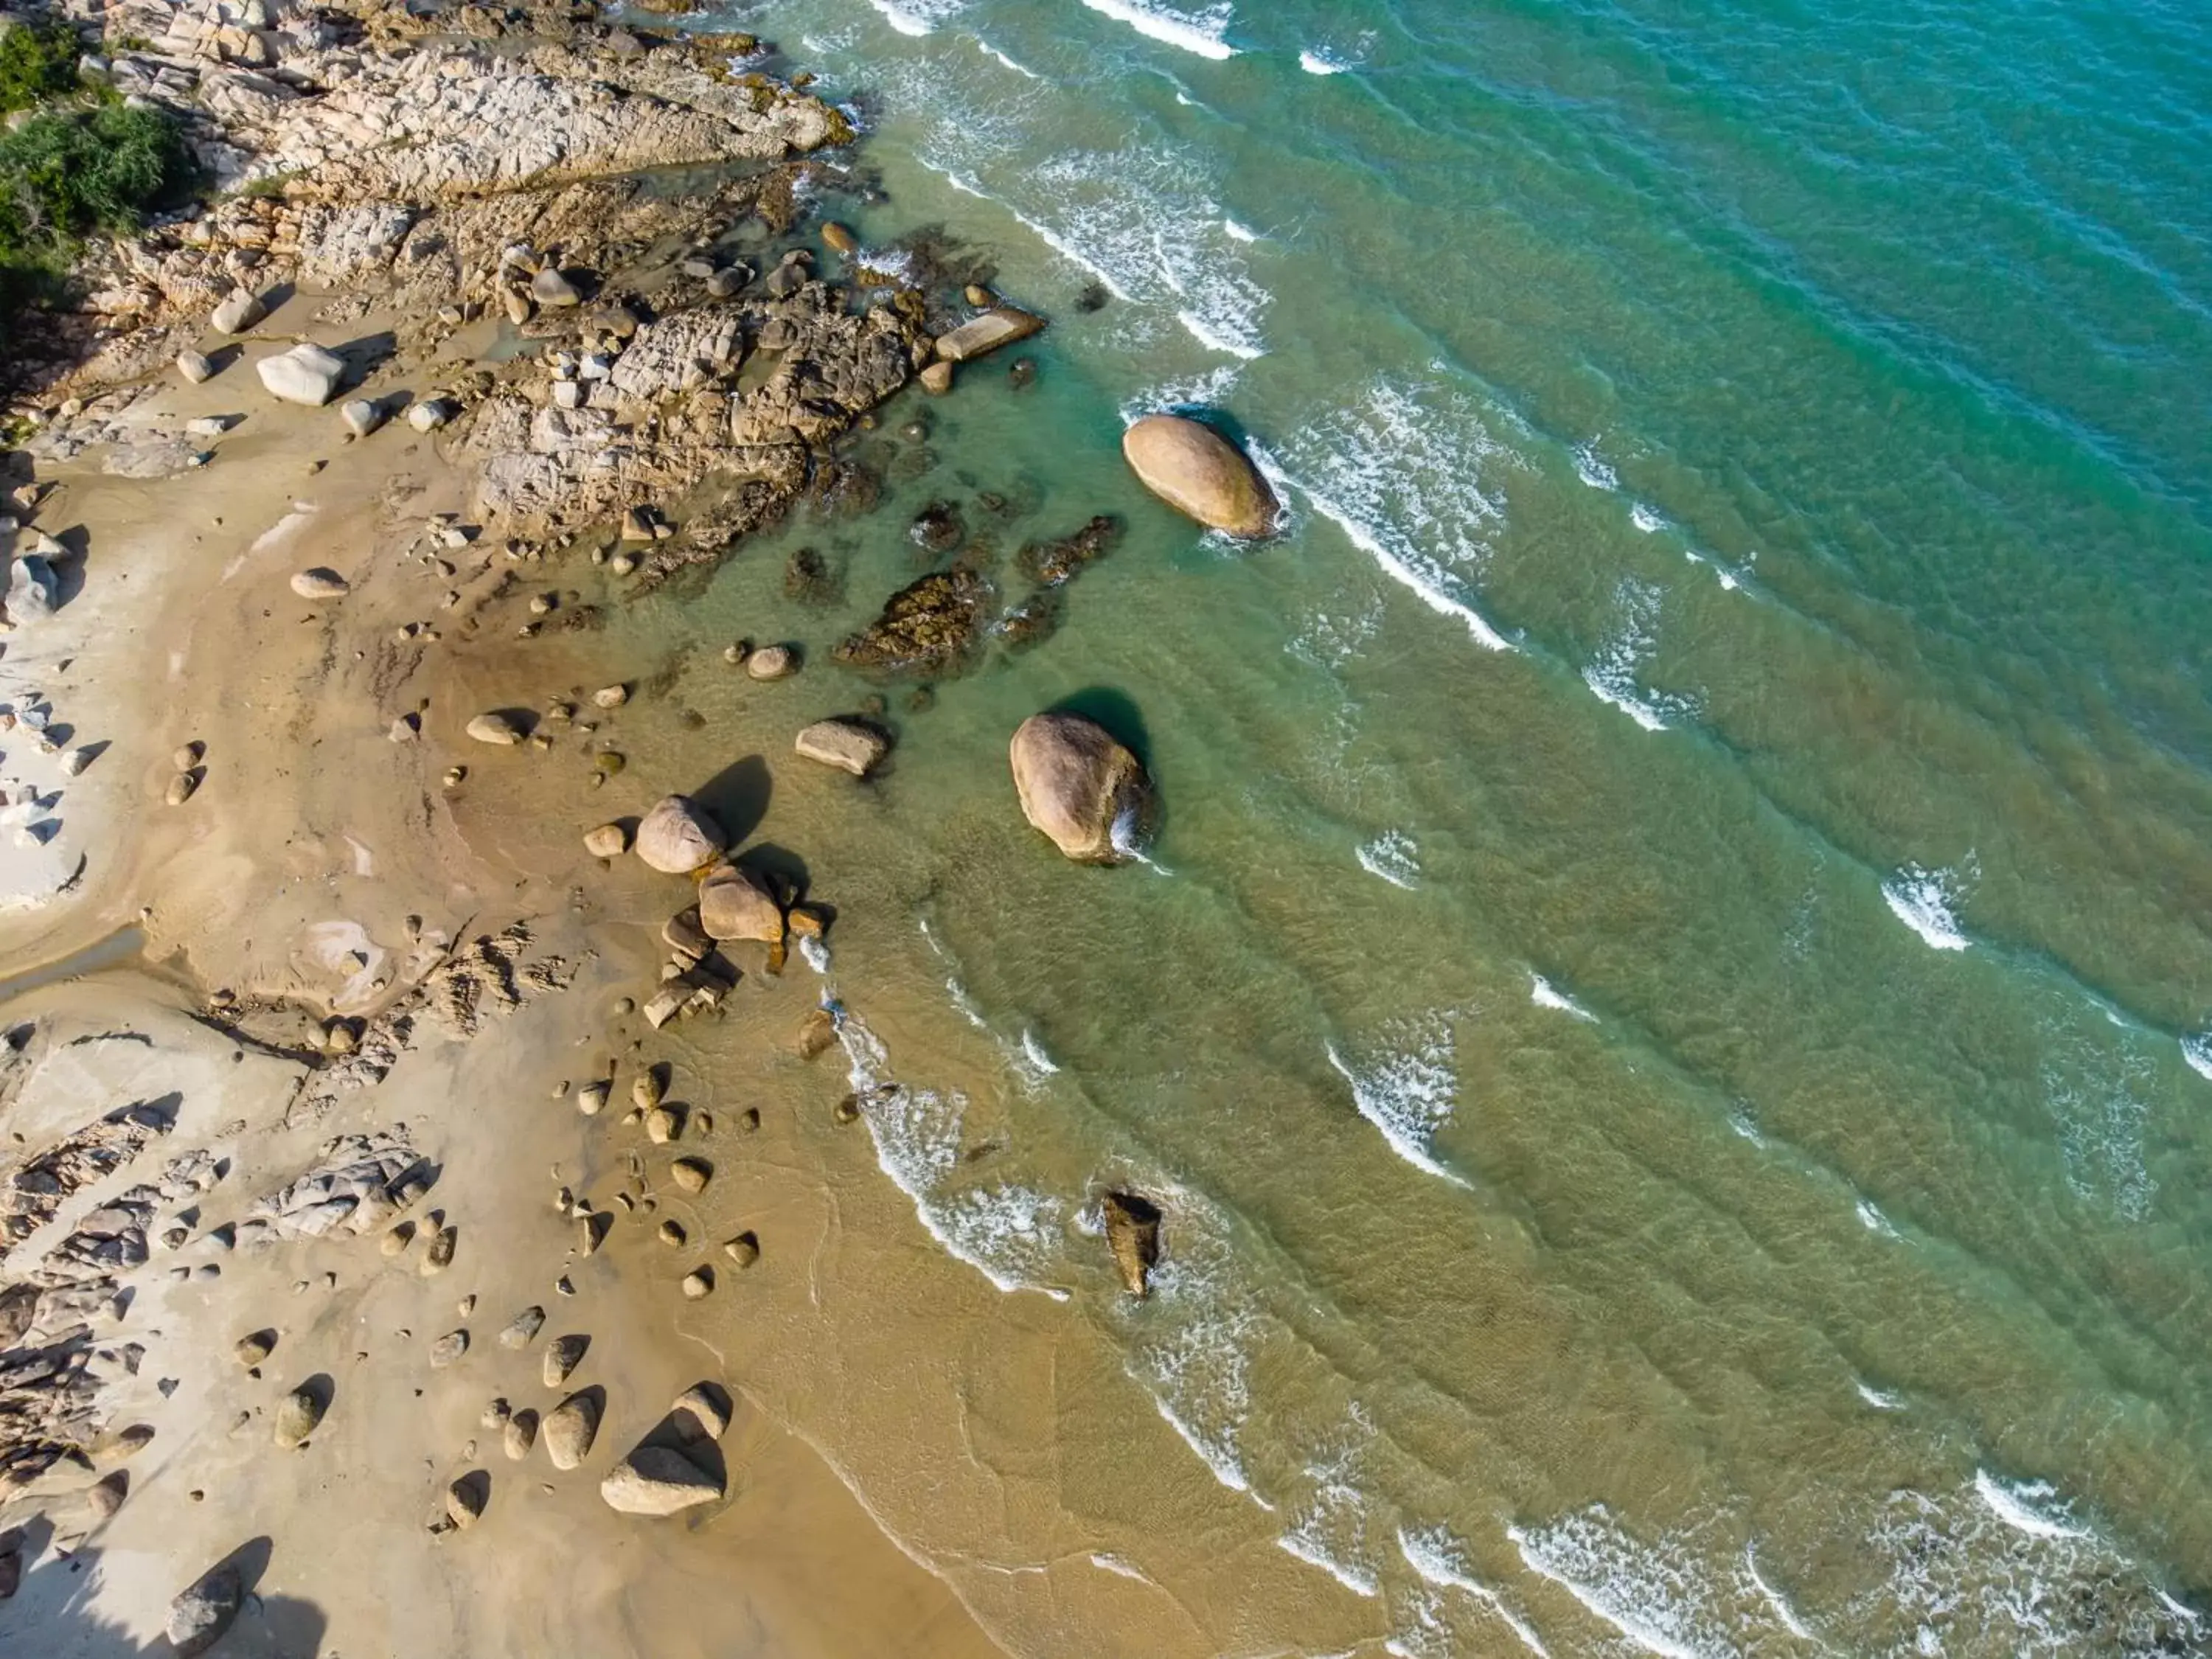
644 1107 677 1146
635 794 726 874
341 397 384 437
672 1384 731 1442
532 267 583 307
271 1385 324 1447
503 1409 538 1459
657 1219 687 1248
723 1231 759 1269
445 1474 486 1528
466 712 525 745
592 684 630 708
543 1334 588 1389
680 1267 713 1300
797 1007 838 1060
291 568 349 599
583 822 627 858
408 400 455 434
670 1157 712 1194
381 1222 415 1256
793 717 889 778
429 1329 469 1368
600 1444 722 1516
177 350 216 385
212 288 267 334
420 1225 456 1275
543 1391 599 1470
633 1072 665 1111
166 773 198 807
499 1307 546 1349
167 1562 244 1658
234 1330 276 1368
257 343 347 407
576 1081 611 1116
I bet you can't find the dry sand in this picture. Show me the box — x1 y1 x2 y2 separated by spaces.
0 283 1007 1657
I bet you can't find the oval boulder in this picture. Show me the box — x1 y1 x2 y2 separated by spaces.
1121 413 1276 538
1009 712 1153 865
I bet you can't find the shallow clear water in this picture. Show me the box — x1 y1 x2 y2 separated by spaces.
645 0 2212 1650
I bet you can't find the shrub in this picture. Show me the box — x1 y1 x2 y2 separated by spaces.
0 100 192 258
0 20 81 114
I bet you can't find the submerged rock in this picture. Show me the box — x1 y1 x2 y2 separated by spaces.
1015 515 1122 587
1009 712 1154 865
794 718 890 778
1121 413 1277 538
833 567 992 676
636 795 726 874
1102 1190 1163 1296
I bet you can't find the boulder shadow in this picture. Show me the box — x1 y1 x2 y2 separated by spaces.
692 754 771 847
1046 686 1152 771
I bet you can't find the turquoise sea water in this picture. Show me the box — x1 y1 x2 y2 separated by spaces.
652 0 2212 1650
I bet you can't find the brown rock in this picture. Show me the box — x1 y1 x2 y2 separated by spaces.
698 864 782 944
583 822 629 858
1102 1191 1163 1296
1121 412 1278 538
794 718 890 778
919 361 954 395
543 1391 599 1470
1009 712 1155 864
935 307 1045 364
797 1007 838 1060
636 795 726 874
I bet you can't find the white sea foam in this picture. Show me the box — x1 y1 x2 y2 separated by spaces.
2040 992 2157 1221
1583 576 1692 731
1017 1029 1060 1079
1080 0 1238 60
1299 47 1351 74
1856 1380 1903 1410
1975 1470 2090 1542
1881 863 1972 951
1223 218 1260 242
1119 1202 1265 1500
1530 973 1596 1021
1863 1483 2199 1657
1506 1515 1720 1659
835 1009 1067 1298
1287 594 1384 669
1855 1198 1902 1239
798 935 832 975
1278 1528 1380 1598
1356 830 1420 888
1089 1552 1152 1582
1110 799 1172 874
1278 377 1520 653
1630 503 1666 533
1573 442 1619 490
1326 1012 1470 1186
1122 364 1243 425
2182 1032 2212 1082
1399 1528 1551 1656
1744 1545 1818 1643
868 0 964 38
972 35 1041 77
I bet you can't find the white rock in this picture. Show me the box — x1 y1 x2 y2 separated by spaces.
212 288 268 335
176 350 217 384
257 344 347 407
408 400 455 433
341 397 385 437
291 568 349 599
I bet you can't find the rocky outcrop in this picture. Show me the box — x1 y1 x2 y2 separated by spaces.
1102 1191 1163 1296
1015 515 1121 587
1009 712 1154 865
1121 413 1277 538
833 568 992 677
636 795 725 874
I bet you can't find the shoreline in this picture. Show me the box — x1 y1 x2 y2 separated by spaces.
0 2 1340 1654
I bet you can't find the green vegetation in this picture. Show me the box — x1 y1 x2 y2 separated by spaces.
0 20 82 113
0 101 196 331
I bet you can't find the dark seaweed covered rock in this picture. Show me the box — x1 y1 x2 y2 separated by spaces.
835 567 994 675
1015 515 1121 588
997 588 1065 653
785 546 842 606
909 500 965 555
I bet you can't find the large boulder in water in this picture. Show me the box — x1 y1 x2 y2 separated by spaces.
1121 413 1276 538
636 795 726 874
1009 712 1153 865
